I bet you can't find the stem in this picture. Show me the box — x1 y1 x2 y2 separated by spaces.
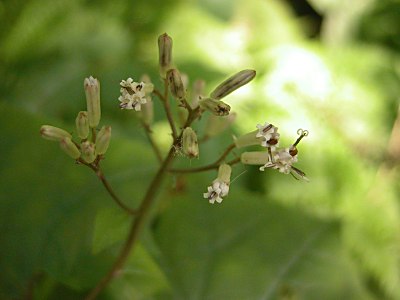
86 107 201 299
80 159 137 215
169 143 238 174
85 147 176 299
162 78 178 140
141 120 163 163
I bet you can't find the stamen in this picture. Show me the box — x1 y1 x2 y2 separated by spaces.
293 128 308 146
262 124 273 133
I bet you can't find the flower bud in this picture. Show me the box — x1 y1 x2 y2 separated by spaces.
167 69 186 100
95 126 111 155
59 137 81 159
84 76 101 128
204 112 236 139
240 151 269 165
217 163 231 184
234 130 262 148
182 127 199 158
75 111 89 139
210 69 256 100
81 141 96 163
199 98 231 116
158 33 173 78
40 125 71 141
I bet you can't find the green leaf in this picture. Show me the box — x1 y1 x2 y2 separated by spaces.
154 189 373 299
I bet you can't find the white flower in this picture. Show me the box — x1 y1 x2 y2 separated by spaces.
256 122 280 148
118 78 149 111
260 147 297 174
203 180 230 204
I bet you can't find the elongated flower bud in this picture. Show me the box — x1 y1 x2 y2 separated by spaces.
40 125 71 141
84 76 101 128
204 112 236 139
217 163 231 184
75 111 89 139
182 127 199 158
95 126 111 155
241 151 269 165
210 69 256 100
234 130 262 148
158 33 173 78
60 137 81 159
167 69 186 100
199 98 230 116
81 141 96 163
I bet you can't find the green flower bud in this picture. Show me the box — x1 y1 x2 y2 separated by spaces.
84 76 101 128
81 141 96 163
204 112 236 139
198 98 231 116
241 151 269 165
167 69 186 100
210 69 256 100
234 130 262 148
217 163 232 184
182 127 199 158
158 33 173 78
95 126 111 155
59 137 81 159
75 111 89 140
40 125 71 141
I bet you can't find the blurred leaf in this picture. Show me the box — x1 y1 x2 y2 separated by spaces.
154 189 373 299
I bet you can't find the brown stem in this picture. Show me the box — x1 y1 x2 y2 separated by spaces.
141 120 163 163
85 147 176 299
80 159 137 215
169 143 237 173
85 106 201 299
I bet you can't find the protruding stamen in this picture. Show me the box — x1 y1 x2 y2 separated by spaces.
293 128 309 147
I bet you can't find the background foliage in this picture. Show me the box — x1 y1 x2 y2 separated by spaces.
1 0 400 299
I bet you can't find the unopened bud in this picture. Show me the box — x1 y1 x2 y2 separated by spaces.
81 141 96 163
60 137 81 159
204 112 237 139
234 130 262 148
40 125 71 141
199 98 230 116
84 76 101 128
217 163 231 184
95 126 111 155
241 151 269 165
75 111 89 139
167 69 186 100
182 127 199 158
158 33 173 78
210 69 256 100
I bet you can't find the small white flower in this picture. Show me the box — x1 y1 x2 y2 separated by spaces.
118 79 149 111
256 122 280 148
203 180 230 204
260 148 297 174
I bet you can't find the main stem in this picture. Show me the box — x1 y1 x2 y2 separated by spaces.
85 145 176 299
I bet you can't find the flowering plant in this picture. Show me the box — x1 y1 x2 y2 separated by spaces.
40 33 308 298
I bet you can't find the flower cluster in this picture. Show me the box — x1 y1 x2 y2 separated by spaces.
240 125 308 181
40 76 112 164
118 78 153 111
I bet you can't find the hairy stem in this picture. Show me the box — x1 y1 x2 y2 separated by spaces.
162 78 178 139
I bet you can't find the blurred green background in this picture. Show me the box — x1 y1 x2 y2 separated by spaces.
2 0 400 299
